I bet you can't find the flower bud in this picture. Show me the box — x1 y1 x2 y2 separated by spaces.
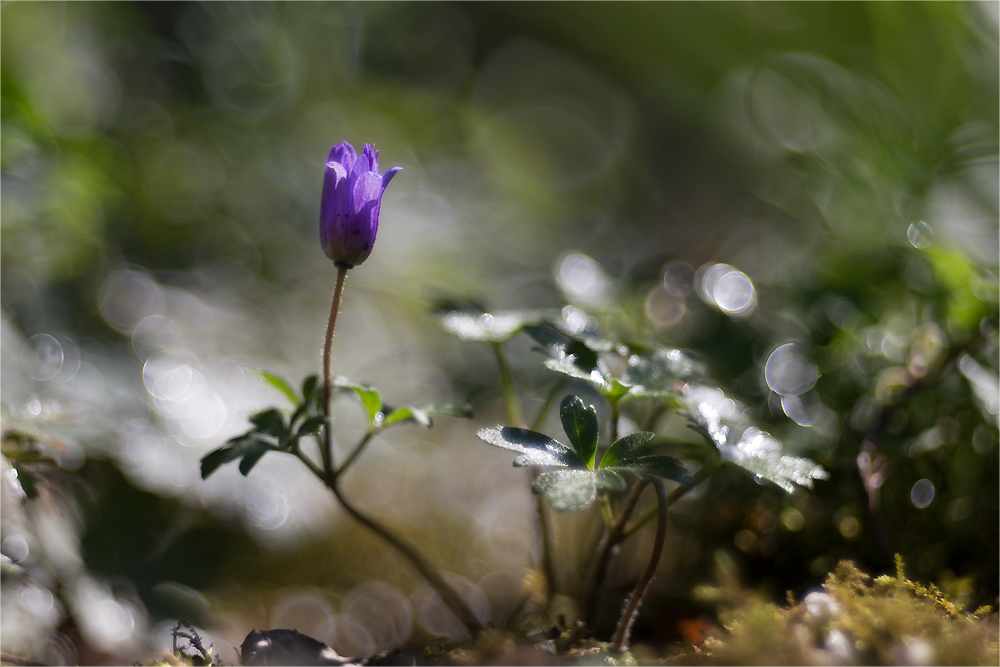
319 142 401 268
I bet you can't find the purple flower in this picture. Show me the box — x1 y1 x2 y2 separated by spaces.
319 142 401 268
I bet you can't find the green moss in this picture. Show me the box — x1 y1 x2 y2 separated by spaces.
688 558 998 666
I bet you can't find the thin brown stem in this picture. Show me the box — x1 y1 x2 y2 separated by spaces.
530 467 557 601
583 480 648 628
334 430 374 481
322 265 349 474
293 449 483 637
531 377 566 431
622 458 722 539
528 378 565 604
611 478 667 653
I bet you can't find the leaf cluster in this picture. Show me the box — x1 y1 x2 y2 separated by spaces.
440 303 829 498
200 372 473 479
478 395 692 511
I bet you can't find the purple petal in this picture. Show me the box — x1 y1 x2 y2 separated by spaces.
352 171 383 214
352 152 371 177
328 142 357 170
320 161 349 225
362 144 378 172
381 167 402 191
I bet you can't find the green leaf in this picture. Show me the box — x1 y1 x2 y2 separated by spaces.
249 409 287 438
238 440 277 476
599 431 656 468
533 469 597 511
257 371 300 406
681 384 828 492
594 469 626 492
297 415 326 437
720 428 829 493
544 356 605 384
619 348 704 400
477 426 584 468
424 402 474 420
382 405 431 428
559 395 599 468
302 375 319 405
333 377 382 425
200 444 244 479
438 309 547 342
606 455 693 485
382 403 474 429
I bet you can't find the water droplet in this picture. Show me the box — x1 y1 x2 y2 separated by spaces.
907 221 933 249
765 343 820 396
22 334 63 381
695 263 756 318
555 253 611 305
911 479 935 508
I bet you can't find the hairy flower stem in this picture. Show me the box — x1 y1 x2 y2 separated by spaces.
583 480 648 628
530 468 557 601
492 342 524 427
322 265 350 474
292 449 483 637
622 458 723 539
611 478 667 653
326 477 484 638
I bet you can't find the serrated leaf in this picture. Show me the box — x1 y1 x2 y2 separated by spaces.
257 371 300 406
200 445 244 479
438 309 547 342
477 426 584 468
532 469 597 511
249 409 287 438
544 356 607 384
238 441 277 476
594 469 626 492
599 431 656 469
606 455 693 485
297 416 326 437
721 428 829 493
333 377 382 425
620 349 704 400
681 384 749 448
559 395 599 468
681 385 828 492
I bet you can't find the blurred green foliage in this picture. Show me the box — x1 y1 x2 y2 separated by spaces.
1 2 997 663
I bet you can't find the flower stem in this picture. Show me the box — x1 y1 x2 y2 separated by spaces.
322 265 349 474
293 448 483 637
611 477 667 653
529 467 557 602
531 377 566 431
492 341 524 427
583 479 648 628
608 399 620 445
621 458 722 539
327 478 484 638
334 430 374 481
528 377 565 603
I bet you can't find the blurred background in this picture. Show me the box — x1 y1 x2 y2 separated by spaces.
1 2 997 664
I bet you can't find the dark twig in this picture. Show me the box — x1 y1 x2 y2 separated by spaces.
611 478 668 653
